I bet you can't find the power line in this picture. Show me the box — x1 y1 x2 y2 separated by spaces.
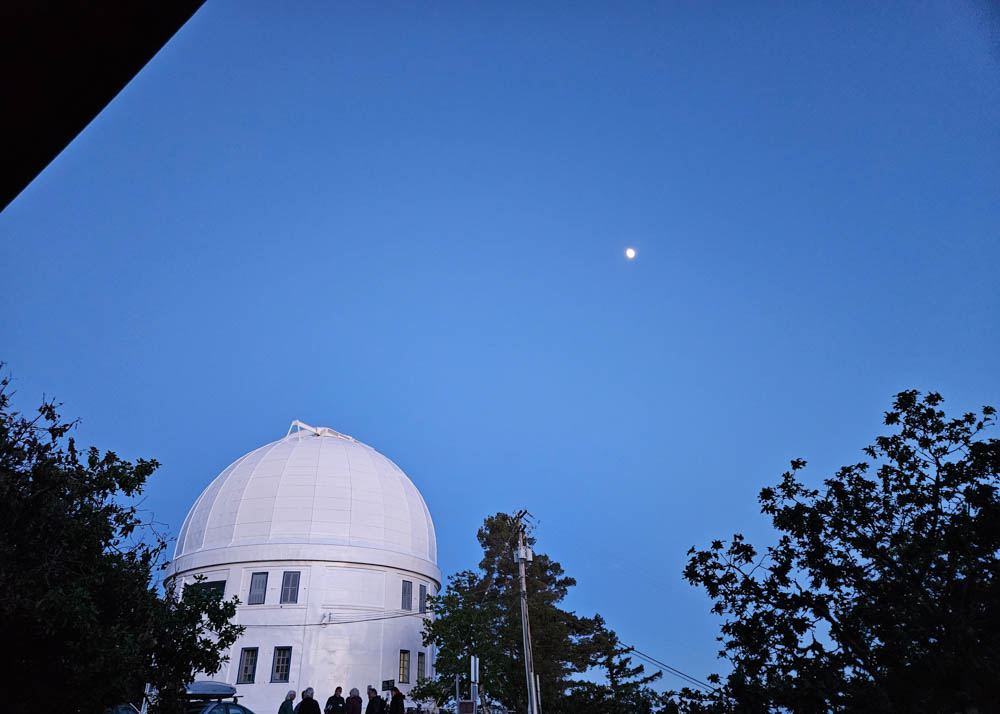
234 605 718 698
631 650 713 692
625 645 717 693
622 644 717 693
241 610 431 627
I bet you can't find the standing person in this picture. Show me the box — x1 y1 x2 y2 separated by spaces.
325 686 346 714
298 688 322 714
345 688 363 714
365 687 385 714
388 687 404 714
279 691 297 714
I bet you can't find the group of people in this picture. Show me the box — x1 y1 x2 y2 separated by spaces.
279 685 406 714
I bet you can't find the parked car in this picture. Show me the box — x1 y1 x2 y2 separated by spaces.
183 681 254 714
185 702 254 714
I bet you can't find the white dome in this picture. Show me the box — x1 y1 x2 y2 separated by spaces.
173 421 438 577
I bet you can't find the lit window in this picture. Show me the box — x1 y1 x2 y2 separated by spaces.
401 580 412 611
271 646 292 682
237 648 258 684
399 650 410 683
419 584 427 613
417 651 426 681
280 571 300 604
249 572 268 605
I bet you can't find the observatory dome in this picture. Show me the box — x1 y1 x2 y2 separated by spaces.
172 421 438 580
167 421 440 708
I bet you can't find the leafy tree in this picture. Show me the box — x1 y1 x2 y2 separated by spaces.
409 569 507 709
413 513 600 714
682 391 1000 713
0 371 244 714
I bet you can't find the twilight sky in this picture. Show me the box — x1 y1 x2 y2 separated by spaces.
2 0 999 689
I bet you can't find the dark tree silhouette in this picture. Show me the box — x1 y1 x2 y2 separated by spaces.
565 617 665 713
682 391 1000 713
0 370 244 714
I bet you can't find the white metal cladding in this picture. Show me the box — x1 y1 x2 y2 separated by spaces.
173 422 438 575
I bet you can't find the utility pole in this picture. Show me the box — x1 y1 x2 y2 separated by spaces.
514 510 538 714
470 655 479 709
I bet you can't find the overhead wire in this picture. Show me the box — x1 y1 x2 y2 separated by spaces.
622 644 717 693
230 518 717 700
241 614 718 696
239 612 717 695
241 610 432 627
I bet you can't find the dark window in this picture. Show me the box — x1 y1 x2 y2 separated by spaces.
399 650 410 683
236 647 258 684
271 646 292 682
280 571 300 604
419 583 427 613
229 706 254 714
248 572 268 605
187 579 226 598
417 651 426 681
401 580 412 611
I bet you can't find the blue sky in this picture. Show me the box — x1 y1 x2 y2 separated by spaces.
2 0 998 689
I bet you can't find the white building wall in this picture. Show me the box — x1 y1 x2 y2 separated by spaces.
178 559 437 714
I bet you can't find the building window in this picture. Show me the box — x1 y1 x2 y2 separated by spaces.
271 646 292 683
399 650 410 683
417 651 426 681
187 579 226 598
401 580 412 611
249 572 268 605
237 648 258 684
280 571 300 604
419 583 427 613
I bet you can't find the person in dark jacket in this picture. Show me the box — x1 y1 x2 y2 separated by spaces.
279 690 297 714
364 687 385 714
325 687 345 714
298 688 322 714
345 688 363 714
388 687 404 714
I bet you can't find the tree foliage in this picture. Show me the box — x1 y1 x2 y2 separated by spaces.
564 617 665 714
0 371 244 714
683 391 1000 713
413 513 604 714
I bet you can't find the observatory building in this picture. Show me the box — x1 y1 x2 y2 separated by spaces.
168 421 440 712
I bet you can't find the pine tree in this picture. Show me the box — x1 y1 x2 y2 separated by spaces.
413 513 600 714
566 618 664 714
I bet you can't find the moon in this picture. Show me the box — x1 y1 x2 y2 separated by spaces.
625 247 637 260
